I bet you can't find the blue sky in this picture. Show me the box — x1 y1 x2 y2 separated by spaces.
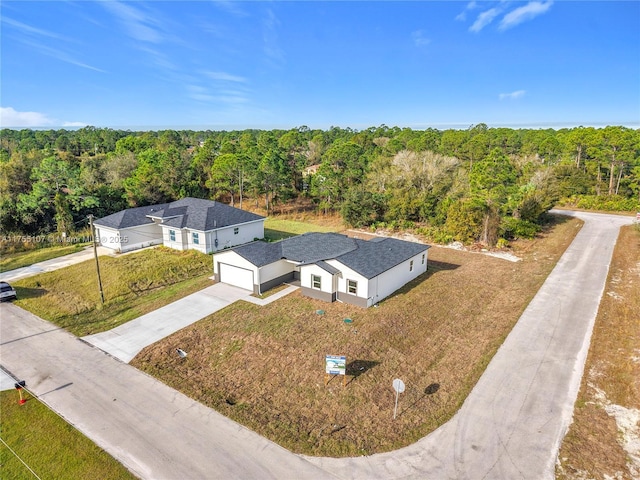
1 1 639 130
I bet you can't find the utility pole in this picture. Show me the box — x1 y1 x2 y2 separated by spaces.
88 215 105 304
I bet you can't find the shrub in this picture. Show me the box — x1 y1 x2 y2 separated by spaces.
496 238 510 249
500 217 541 239
559 195 640 212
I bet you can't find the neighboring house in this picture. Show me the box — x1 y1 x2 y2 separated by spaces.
213 232 429 307
94 197 265 254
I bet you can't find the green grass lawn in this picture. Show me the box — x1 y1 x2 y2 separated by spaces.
264 217 340 241
13 247 213 336
0 390 136 480
0 243 89 273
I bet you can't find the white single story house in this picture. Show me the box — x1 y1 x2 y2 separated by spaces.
213 232 430 307
94 197 265 254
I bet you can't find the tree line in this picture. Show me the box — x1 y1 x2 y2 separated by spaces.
1 124 638 246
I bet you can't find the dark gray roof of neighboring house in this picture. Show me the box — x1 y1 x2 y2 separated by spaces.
335 237 429 279
94 197 264 231
229 232 429 280
93 204 169 229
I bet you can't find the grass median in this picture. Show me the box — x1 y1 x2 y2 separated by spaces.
0 243 88 273
0 390 136 480
13 247 213 336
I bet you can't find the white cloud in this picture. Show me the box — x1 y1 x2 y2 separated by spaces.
212 1 248 17
21 39 106 73
456 1 478 22
263 8 284 64
188 75 251 105
204 71 248 83
0 107 87 128
411 30 431 47
2 16 67 41
470 7 501 33
3 16 105 72
100 0 164 44
1 107 53 127
499 1 553 31
499 90 526 100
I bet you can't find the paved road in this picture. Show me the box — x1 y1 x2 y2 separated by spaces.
0 306 336 480
0 210 632 479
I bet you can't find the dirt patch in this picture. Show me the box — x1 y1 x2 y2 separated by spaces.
132 216 582 457
557 225 640 480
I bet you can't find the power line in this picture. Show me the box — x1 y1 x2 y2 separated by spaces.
0 436 43 480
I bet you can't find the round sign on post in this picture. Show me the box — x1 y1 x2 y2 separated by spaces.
392 378 405 419
392 378 405 393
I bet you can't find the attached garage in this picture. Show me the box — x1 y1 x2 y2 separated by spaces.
218 263 254 291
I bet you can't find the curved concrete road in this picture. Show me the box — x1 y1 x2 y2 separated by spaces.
0 211 632 479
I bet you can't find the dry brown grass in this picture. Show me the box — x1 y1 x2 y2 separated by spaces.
132 215 582 457
557 224 640 480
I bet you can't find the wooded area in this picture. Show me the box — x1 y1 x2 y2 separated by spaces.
1 125 638 246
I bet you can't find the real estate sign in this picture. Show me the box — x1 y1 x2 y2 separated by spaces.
325 355 346 375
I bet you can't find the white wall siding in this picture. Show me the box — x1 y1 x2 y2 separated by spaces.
300 264 336 293
96 224 162 252
95 226 122 251
162 226 188 251
367 251 428 306
326 260 369 300
186 230 207 254
213 251 258 277
259 260 295 285
205 220 265 253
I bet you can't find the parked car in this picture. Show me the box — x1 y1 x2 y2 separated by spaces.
0 281 17 302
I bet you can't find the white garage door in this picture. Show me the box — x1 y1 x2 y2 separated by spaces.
219 263 254 291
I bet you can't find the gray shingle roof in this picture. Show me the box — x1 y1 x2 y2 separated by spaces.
230 232 429 279
94 204 169 229
94 197 264 231
281 233 357 264
231 241 284 267
336 237 429 279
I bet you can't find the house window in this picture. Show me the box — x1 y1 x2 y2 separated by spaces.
410 260 414 272
422 254 425 265
347 279 357 295
169 230 176 242
192 232 200 245
234 227 239 235
312 275 321 290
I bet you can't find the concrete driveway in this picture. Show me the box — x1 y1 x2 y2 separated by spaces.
0 210 632 479
82 283 251 363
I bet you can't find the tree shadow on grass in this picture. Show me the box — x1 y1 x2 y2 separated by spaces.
264 229 297 242
14 286 47 299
